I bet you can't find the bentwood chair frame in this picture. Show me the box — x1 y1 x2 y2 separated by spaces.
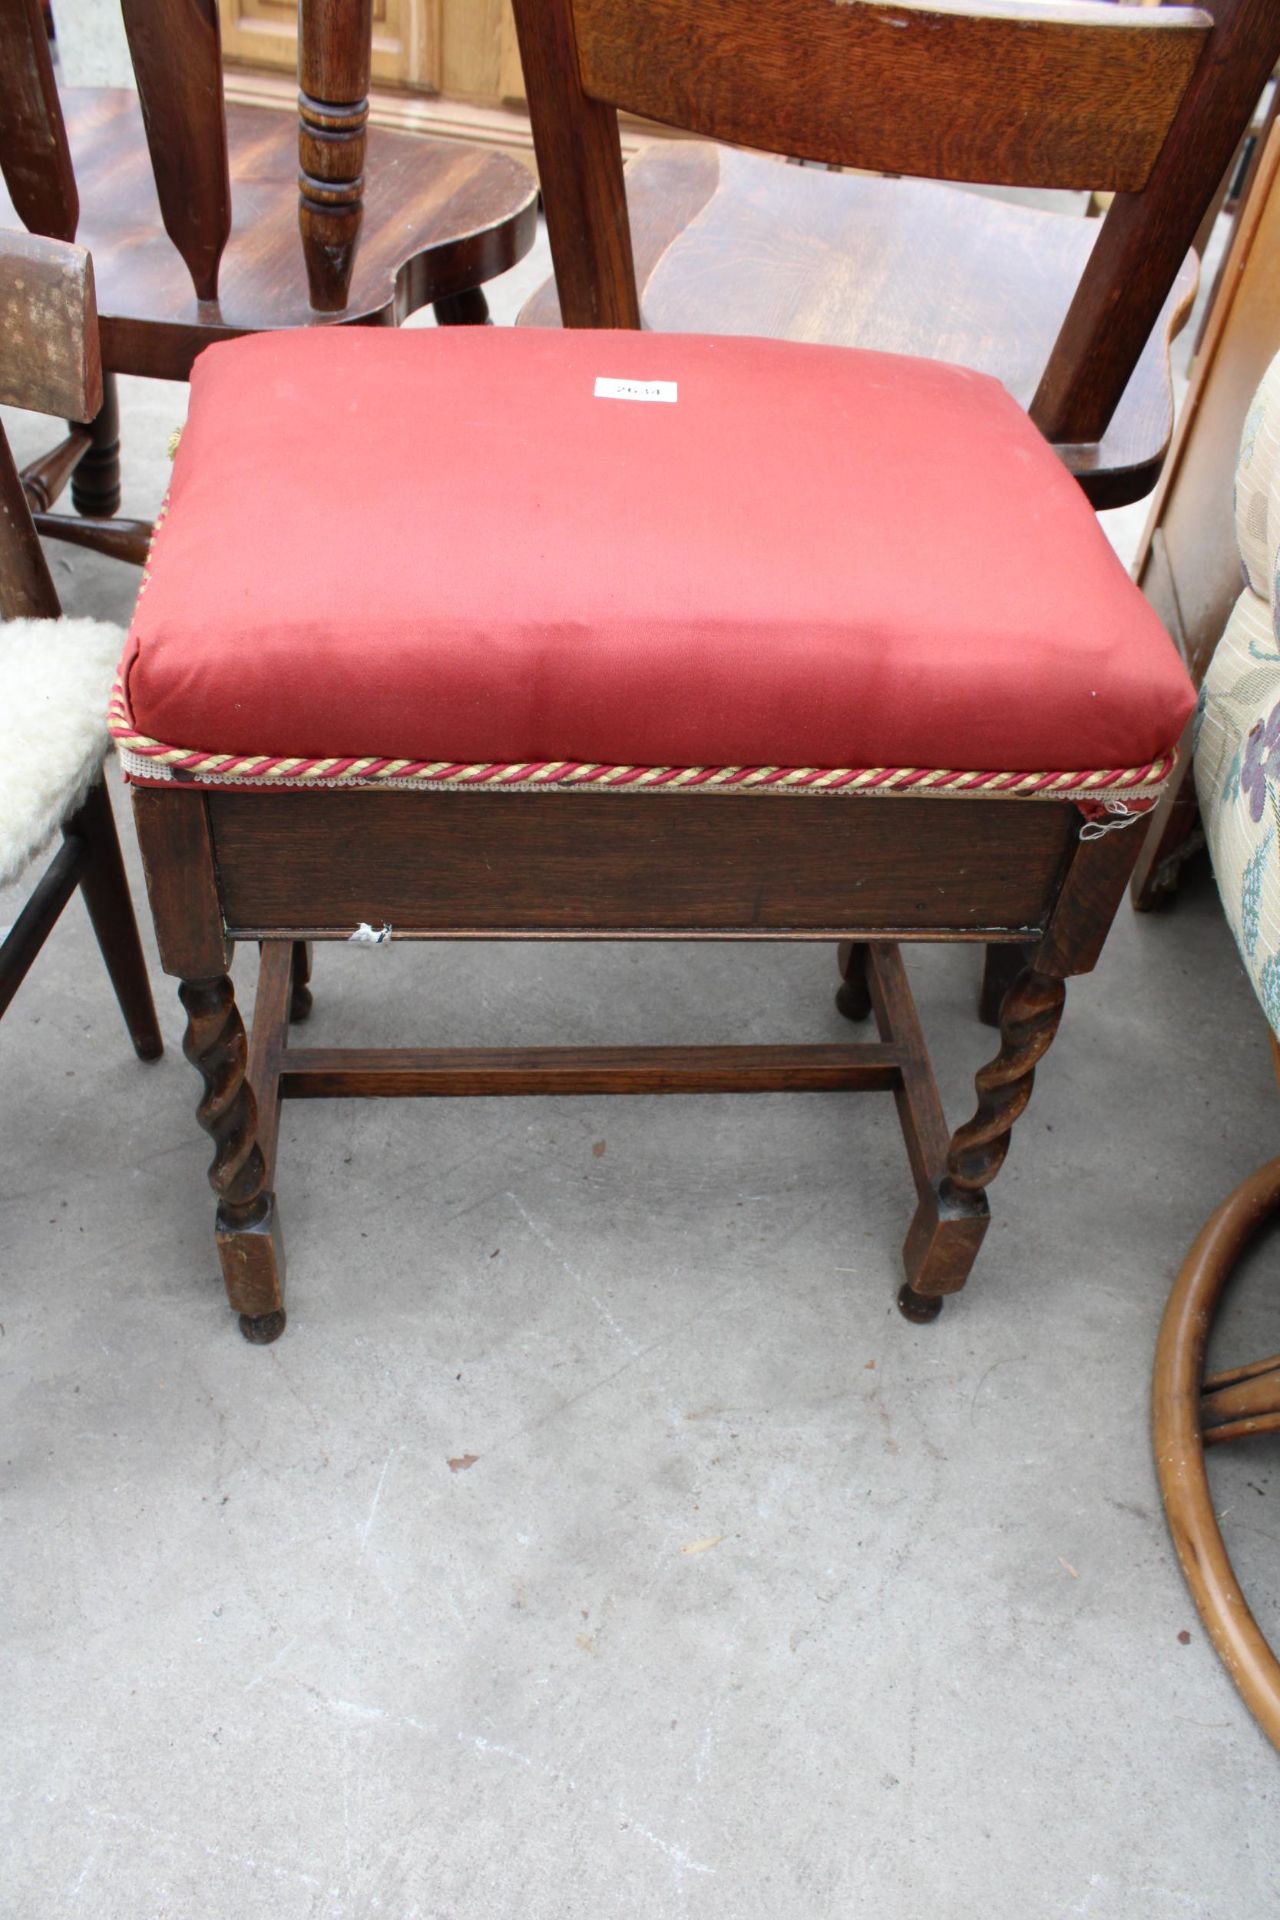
129 0 1270 1343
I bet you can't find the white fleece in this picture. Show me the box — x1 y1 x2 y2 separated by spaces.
0 618 125 888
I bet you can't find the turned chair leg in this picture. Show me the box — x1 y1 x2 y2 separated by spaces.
900 965 1066 1319
834 940 872 1020
71 775 163 1061
179 972 287 1343
70 372 121 519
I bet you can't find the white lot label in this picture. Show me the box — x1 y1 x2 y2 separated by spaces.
594 376 678 403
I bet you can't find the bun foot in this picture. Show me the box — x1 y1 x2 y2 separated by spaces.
239 1309 287 1345
897 1281 943 1324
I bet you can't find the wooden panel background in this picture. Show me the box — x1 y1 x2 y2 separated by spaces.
218 0 439 91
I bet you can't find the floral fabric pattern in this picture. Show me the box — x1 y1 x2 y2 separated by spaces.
1197 354 1280 1038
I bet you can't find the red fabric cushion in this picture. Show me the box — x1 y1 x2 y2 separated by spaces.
121 327 1192 775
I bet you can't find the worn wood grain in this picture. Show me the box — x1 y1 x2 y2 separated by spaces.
1033 816 1150 978
279 1043 903 1098
132 788 231 979
572 0 1210 191
0 231 101 420
205 791 1079 938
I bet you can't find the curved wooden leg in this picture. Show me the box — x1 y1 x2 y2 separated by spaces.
834 940 872 1021
900 966 1065 1316
179 973 287 1343
70 372 121 519
72 776 163 1062
1153 1157 1280 1750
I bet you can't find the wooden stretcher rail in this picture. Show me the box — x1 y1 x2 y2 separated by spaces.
277 1042 904 1099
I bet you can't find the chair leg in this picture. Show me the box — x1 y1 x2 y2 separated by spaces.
978 941 1032 1028
290 940 314 1022
70 372 121 519
1129 759 1203 911
72 776 163 1061
834 940 872 1020
179 972 287 1343
901 965 1066 1317
432 288 492 326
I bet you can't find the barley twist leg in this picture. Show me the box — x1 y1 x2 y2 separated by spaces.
179 975 286 1342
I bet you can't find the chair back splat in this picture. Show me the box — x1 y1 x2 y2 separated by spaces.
512 0 1279 450
120 0 231 304
0 0 77 242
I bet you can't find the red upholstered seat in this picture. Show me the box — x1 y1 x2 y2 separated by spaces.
115 327 1193 790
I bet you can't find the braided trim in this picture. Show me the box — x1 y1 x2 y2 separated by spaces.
109 680 1173 802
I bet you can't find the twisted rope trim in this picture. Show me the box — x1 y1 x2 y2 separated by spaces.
109 681 1173 803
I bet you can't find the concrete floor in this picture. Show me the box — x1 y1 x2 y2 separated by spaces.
3 235 1280 1920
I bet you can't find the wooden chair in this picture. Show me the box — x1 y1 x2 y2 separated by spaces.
517 0 1279 517
0 230 161 1061
0 0 538 566
118 0 1218 1345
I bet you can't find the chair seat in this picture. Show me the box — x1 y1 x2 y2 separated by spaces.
0 90 539 383
113 328 1194 798
0 618 122 888
519 143 1199 509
